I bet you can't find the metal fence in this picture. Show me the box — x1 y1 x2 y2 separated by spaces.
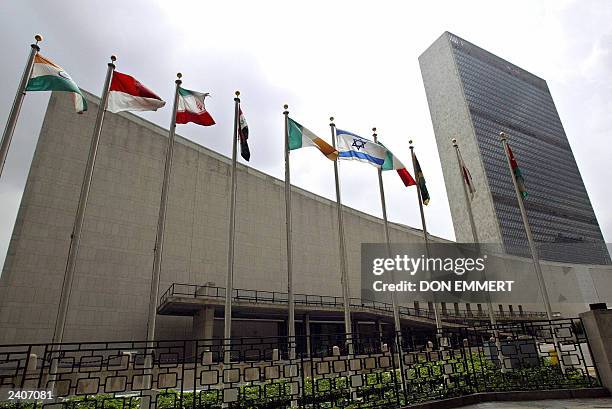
0 319 599 408
159 283 550 321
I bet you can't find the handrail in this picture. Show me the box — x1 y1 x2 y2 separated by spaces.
158 283 552 320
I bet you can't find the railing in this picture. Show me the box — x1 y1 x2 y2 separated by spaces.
159 283 551 321
0 319 599 408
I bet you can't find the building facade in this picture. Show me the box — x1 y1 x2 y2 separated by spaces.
419 32 609 265
0 91 437 344
0 90 610 346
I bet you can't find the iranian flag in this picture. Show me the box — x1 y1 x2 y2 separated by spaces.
176 87 215 126
25 54 87 113
107 71 165 113
288 117 338 160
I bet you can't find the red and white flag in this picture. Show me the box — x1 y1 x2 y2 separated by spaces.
107 71 165 113
458 149 476 199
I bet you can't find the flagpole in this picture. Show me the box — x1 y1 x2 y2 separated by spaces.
224 91 240 361
329 117 353 354
409 140 443 332
0 35 42 179
145 73 182 345
452 139 497 328
52 55 116 344
283 105 296 359
371 128 402 337
500 132 553 320
372 128 408 395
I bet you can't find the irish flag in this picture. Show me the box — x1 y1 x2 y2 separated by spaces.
176 87 215 126
107 71 165 113
25 54 87 113
288 117 338 160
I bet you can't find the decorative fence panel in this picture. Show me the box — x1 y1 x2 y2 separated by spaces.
0 319 600 408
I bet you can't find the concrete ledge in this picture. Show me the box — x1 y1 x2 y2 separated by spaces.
401 388 609 409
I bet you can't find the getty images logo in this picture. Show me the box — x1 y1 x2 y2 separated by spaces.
372 254 488 277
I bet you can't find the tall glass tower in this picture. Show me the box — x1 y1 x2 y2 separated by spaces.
419 32 609 265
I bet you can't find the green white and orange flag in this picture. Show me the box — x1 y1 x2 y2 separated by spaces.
25 54 87 113
288 117 338 160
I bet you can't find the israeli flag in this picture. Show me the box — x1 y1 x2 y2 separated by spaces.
336 129 387 167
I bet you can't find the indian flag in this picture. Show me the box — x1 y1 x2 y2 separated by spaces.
288 117 338 160
25 54 87 113
176 87 215 126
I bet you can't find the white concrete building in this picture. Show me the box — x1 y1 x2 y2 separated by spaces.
0 90 609 345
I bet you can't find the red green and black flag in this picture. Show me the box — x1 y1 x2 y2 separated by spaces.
238 108 250 161
507 145 527 198
413 154 430 205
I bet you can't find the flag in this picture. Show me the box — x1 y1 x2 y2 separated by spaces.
107 71 165 113
380 143 416 187
337 129 415 186
457 150 476 199
507 145 527 198
176 87 215 126
25 54 87 113
336 129 387 167
238 108 250 161
413 154 430 205
288 118 338 160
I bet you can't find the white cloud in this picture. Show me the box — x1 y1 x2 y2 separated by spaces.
1 0 611 271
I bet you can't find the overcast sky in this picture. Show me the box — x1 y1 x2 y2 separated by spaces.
1 0 611 270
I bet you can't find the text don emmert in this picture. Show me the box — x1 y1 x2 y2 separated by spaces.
372 280 514 292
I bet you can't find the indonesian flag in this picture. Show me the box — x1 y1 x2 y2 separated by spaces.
107 71 165 113
176 87 215 126
238 108 250 161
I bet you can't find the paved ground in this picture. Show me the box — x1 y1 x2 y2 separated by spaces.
461 398 612 408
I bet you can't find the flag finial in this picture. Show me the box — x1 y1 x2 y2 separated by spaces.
283 104 288 115
175 73 182 85
452 138 457 146
110 55 117 62
500 131 507 141
176 72 182 79
329 116 334 126
235 90 240 97
409 140 414 150
34 34 43 44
